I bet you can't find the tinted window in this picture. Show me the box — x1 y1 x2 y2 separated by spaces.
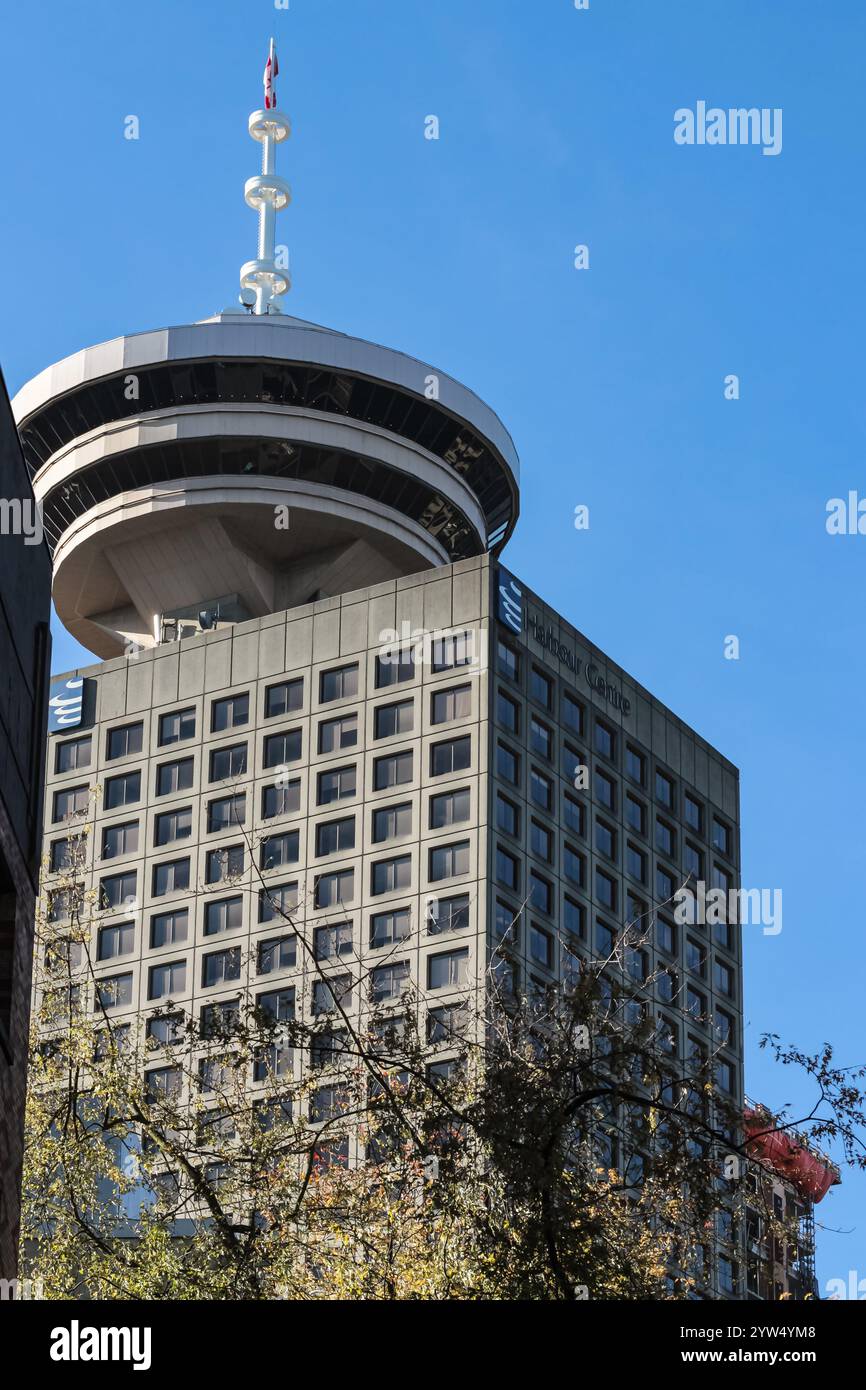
265 679 303 718
158 708 195 745
211 693 249 732
320 665 358 702
107 723 143 760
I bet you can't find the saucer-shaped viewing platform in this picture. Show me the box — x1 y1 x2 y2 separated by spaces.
13 313 519 657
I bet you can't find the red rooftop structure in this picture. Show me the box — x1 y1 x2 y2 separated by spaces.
744 1105 840 1204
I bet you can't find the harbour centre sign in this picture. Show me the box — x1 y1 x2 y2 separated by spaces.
497 567 631 717
583 659 631 717
527 612 577 672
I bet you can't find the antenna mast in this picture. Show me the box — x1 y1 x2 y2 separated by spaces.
240 38 291 314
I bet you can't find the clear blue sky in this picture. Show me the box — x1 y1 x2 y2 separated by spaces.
3 0 863 1292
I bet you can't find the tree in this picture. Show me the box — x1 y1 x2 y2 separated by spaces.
23 806 866 1300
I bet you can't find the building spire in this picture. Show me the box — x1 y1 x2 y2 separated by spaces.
239 39 291 314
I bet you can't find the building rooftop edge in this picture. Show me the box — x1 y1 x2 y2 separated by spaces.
506 567 740 777
51 554 739 778
10 313 521 484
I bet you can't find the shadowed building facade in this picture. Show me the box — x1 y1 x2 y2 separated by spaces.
0 368 51 1282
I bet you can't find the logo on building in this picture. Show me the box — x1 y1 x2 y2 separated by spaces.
497 569 631 714
48 676 85 733
497 568 523 635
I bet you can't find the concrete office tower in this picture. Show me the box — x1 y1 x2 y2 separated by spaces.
17 46 744 1297
33 564 745 1296
0 369 51 1283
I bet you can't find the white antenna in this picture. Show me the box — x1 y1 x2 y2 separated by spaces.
240 38 291 314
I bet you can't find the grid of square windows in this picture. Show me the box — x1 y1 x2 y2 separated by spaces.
488 618 742 1100
45 603 738 1197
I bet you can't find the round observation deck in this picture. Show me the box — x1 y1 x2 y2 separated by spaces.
13 312 519 658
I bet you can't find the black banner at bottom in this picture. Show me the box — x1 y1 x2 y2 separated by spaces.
0 1295 857 1375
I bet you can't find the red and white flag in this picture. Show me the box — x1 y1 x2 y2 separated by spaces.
263 43 279 109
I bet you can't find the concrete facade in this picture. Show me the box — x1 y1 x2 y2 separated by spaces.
41 553 743 1295
41 560 493 1153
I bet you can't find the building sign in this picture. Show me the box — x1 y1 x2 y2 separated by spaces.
583 662 631 717
497 568 523 635
497 566 631 716
527 612 577 672
48 676 85 733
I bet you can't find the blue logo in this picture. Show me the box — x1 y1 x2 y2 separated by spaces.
48 677 85 733
497 568 523 635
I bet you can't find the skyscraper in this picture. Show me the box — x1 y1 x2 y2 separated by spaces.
16 45 744 1297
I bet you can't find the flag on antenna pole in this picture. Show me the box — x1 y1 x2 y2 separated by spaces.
263 40 279 109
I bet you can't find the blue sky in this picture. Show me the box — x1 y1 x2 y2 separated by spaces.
2 0 863 1291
